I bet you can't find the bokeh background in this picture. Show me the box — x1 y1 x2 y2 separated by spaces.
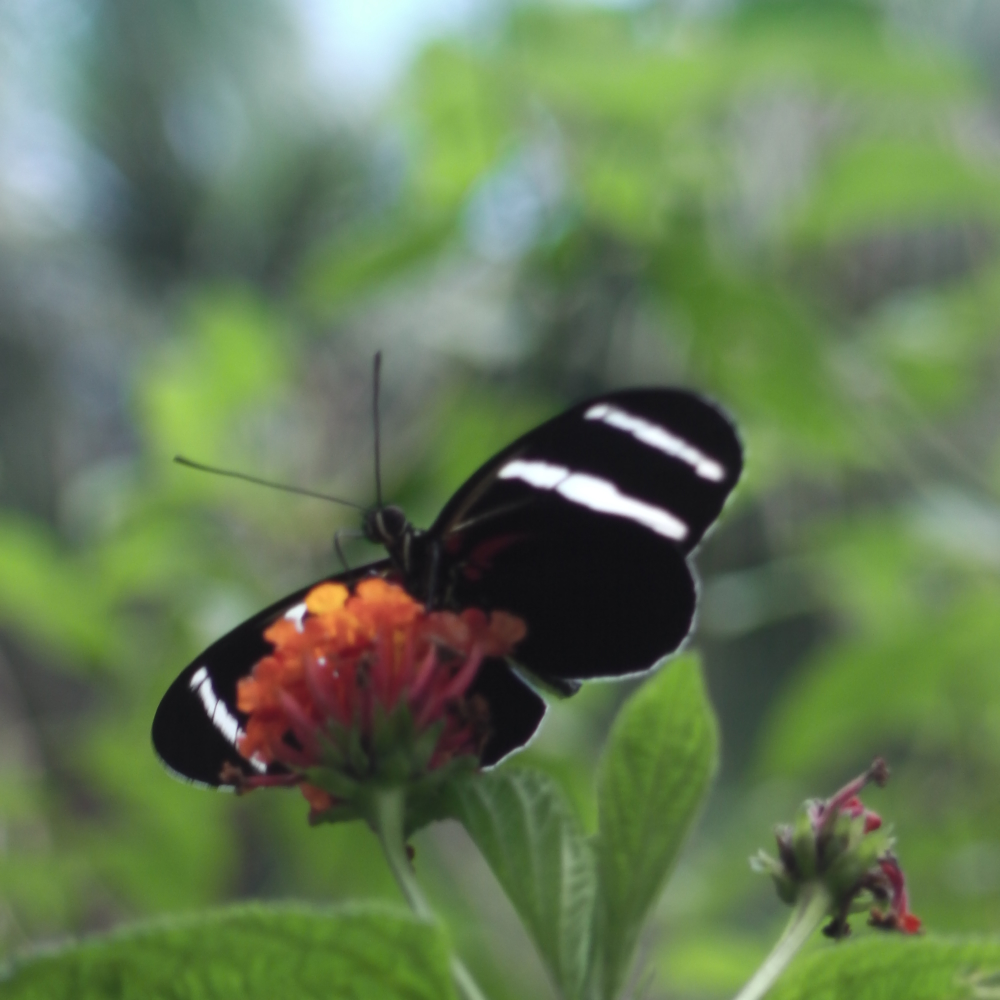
2 0 1000 996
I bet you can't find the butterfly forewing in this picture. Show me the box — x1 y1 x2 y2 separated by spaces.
432 388 741 682
152 563 391 785
151 561 548 786
433 389 742 554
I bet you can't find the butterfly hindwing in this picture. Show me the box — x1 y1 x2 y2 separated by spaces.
443 499 696 681
152 563 391 786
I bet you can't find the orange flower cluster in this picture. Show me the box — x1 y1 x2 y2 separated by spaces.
232 577 526 813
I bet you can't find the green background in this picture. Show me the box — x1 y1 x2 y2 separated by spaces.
1 0 999 997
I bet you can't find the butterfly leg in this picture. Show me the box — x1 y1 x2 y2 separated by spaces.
333 528 362 571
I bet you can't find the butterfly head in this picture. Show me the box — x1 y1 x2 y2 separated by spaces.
364 504 410 551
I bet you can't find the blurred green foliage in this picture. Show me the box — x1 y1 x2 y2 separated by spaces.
2 0 1000 997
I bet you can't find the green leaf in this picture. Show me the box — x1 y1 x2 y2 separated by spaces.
448 768 596 1000
592 654 719 999
0 904 457 1000
768 935 1000 1000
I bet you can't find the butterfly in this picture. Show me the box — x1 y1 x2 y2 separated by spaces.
152 384 742 787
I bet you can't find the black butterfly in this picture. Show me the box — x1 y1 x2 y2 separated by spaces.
152 385 742 786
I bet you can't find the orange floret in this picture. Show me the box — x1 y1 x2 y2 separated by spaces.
305 582 349 615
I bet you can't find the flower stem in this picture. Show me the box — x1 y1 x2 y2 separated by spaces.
372 789 490 1000
732 883 831 1000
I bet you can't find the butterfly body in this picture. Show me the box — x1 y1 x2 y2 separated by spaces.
153 387 742 787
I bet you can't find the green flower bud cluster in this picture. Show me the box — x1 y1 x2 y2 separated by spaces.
751 759 920 938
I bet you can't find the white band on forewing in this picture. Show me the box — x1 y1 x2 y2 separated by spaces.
189 666 267 773
584 403 726 482
499 459 689 541
190 666 240 744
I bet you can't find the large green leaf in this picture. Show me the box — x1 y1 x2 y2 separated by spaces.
0 904 456 1000
768 935 1000 1000
449 769 596 1000
592 654 719 999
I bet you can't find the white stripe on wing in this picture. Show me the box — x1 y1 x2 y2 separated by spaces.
188 666 266 771
584 402 726 482
498 458 689 541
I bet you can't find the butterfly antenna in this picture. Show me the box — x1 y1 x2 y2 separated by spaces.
373 350 384 509
173 456 364 511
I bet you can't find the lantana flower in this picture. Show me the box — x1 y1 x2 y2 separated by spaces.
752 758 921 938
219 577 544 822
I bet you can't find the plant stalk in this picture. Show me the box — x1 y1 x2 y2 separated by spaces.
372 789 490 1000
732 882 831 1000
